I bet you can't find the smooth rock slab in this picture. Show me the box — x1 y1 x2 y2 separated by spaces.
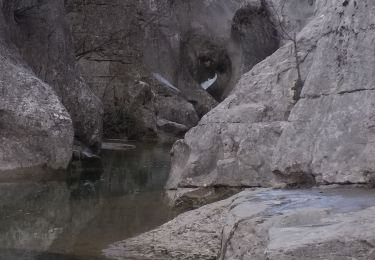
104 187 375 260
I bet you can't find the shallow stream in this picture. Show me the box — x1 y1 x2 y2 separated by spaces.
0 142 176 260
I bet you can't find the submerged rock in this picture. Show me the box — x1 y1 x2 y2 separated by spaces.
104 187 375 260
167 187 243 211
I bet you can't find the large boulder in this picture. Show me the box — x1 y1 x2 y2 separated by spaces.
5 0 103 151
167 0 375 190
104 187 375 260
0 49 73 173
0 1 74 173
166 0 310 189
0 0 103 173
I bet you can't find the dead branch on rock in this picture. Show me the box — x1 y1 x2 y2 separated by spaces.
266 0 304 102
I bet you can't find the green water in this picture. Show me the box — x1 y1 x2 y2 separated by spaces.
0 142 176 260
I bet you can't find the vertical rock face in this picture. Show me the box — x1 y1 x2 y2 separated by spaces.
65 0 205 140
166 0 294 189
0 1 72 172
65 0 278 141
0 0 102 173
7 0 103 151
272 0 375 185
167 0 375 189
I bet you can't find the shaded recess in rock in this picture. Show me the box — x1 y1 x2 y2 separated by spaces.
180 31 233 102
65 0 282 141
231 2 279 79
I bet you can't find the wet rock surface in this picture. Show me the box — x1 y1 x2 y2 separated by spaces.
104 187 375 260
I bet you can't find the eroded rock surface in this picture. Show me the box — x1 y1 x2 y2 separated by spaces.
104 187 375 260
0 51 73 172
8 0 103 150
272 0 375 185
0 1 73 172
167 0 375 191
0 0 103 173
65 0 278 141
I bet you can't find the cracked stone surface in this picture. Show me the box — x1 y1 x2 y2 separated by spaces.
272 0 375 185
104 187 375 260
167 0 375 190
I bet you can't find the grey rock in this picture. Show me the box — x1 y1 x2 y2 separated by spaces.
0 0 102 173
167 187 243 211
167 0 375 190
104 187 375 260
157 119 189 137
104 195 230 260
0 3 74 172
0 52 74 172
101 142 136 151
8 0 103 151
155 95 199 130
272 0 375 185
167 121 286 189
65 0 278 140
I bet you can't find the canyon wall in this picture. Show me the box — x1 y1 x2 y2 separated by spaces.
65 0 278 141
0 0 102 174
167 0 375 191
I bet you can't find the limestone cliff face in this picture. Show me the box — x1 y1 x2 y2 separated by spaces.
0 0 102 173
9 0 103 151
65 0 278 141
167 0 375 189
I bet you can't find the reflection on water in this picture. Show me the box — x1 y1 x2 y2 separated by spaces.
0 142 176 260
